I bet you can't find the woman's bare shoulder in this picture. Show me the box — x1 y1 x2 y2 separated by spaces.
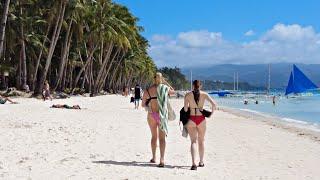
146 85 155 90
200 91 209 97
185 92 193 97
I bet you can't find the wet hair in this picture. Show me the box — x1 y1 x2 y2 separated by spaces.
154 72 163 86
193 80 201 103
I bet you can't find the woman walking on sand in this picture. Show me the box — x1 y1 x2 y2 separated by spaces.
142 72 175 167
183 80 217 170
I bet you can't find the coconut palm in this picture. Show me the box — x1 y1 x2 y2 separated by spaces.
0 0 11 58
0 0 157 94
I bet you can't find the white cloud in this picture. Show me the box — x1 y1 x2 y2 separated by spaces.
244 30 255 36
177 30 223 48
262 23 317 42
151 34 172 43
149 23 320 67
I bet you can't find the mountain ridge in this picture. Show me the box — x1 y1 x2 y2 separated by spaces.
182 63 320 89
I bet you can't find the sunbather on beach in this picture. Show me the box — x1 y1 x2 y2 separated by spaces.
0 95 18 104
51 104 81 109
142 72 175 167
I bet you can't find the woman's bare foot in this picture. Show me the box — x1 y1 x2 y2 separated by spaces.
157 162 164 168
149 159 156 163
191 165 197 170
158 158 164 167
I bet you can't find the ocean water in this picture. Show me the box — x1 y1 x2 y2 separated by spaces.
212 94 320 127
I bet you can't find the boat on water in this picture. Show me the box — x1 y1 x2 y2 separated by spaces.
208 91 233 97
285 64 319 96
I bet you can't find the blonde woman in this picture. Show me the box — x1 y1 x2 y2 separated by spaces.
142 73 175 167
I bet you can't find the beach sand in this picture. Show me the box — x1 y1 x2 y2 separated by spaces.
1 95 320 179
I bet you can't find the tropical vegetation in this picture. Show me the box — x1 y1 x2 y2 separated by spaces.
0 0 156 96
159 67 189 90
201 80 263 91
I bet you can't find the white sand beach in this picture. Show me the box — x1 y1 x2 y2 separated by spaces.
1 95 320 179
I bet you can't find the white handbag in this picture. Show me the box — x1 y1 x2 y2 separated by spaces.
167 100 176 121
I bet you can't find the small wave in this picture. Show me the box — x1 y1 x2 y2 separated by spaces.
239 108 265 115
235 107 320 132
281 118 309 125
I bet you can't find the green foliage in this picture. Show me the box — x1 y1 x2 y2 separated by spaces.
158 67 189 90
0 0 156 94
201 80 262 91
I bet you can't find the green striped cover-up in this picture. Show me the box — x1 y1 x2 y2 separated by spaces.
157 84 170 135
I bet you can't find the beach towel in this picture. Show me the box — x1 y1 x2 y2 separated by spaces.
157 84 169 135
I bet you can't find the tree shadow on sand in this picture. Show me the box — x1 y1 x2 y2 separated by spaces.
92 160 189 170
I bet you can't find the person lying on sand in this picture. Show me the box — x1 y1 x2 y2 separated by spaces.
0 95 18 104
51 104 81 109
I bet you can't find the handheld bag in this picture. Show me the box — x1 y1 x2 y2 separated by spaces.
179 107 190 125
200 109 212 117
167 100 176 121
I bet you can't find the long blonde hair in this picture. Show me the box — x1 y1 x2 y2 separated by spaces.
154 72 163 86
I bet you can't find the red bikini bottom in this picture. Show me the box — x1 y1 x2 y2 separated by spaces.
190 115 205 126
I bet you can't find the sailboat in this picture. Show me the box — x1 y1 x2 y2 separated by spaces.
285 64 319 95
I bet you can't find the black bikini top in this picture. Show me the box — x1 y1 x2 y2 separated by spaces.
146 89 157 100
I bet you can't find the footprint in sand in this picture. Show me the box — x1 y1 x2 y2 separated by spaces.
17 157 29 164
60 157 84 165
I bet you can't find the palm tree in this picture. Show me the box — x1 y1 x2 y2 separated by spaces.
0 0 11 59
0 0 157 94
35 0 67 95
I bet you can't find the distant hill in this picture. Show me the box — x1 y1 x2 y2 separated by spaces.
182 63 320 89
201 80 263 91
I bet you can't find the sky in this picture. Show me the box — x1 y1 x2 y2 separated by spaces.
115 0 320 67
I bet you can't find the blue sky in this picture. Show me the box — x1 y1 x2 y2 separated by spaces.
115 0 320 67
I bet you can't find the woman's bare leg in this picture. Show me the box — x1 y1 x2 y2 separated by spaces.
186 120 198 166
158 127 166 164
4 97 18 104
197 120 206 165
147 114 158 162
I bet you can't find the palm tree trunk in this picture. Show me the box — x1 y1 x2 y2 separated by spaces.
108 55 125 90
35 1 66 95
0 0 10 59
98 49 123 91
19 2 27 89
62 61 68 90
71 47 96 93
54 20 72 91
20 39 27 89
97 48 121 91
92 42 114 95
31 24 51 91
69 63 73 89
89 60 94 94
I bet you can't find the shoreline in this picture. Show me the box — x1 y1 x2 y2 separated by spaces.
220 106 320 142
